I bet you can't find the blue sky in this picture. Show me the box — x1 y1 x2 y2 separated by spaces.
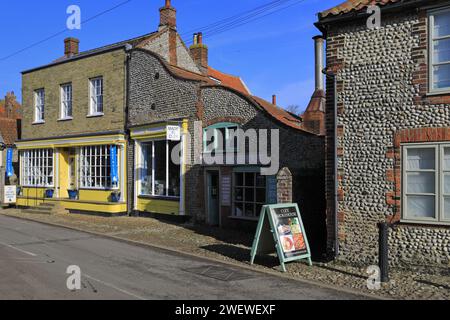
0 0 342 111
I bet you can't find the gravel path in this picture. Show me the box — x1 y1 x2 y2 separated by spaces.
1 208 449 300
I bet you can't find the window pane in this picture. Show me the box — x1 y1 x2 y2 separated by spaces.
433 64 450 89
235 188 243 201
407 172 435 194
245 188 255 202
256 174 265 187
168 141 180 197
140 143 153 195
406 148 435 170
444 174 450 194
407 195 435 219
245 173 255 186
154 141 167 196
244 203 254 217
444 197 450 220
434 11 450 38
444 148 450 170
235 173 244 186
433 38 450 63
256 188 266 203
235 202 243 217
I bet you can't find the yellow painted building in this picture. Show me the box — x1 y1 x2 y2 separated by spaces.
16 133 127 213
131 120 188 217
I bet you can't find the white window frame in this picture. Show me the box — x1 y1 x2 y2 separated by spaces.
232 170 267 219
60 83 73 120
20 149 54 187
402 143 450 225
428 7 450 93
89 77 104 116
78 145 118 190
138 139 181 199
34 89 45 123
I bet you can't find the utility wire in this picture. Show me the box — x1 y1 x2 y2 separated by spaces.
0 0 133 62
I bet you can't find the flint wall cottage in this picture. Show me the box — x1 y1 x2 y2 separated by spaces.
317 0 450 267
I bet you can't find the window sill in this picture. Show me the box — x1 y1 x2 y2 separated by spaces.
138 195 180 201
87 113 104 118
400 219 450 228
228 216 259 222
426 90 450 97
32 121 45 125
57 117 73 122
78 187 120 191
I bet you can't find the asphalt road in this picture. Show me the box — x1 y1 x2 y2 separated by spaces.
0 214 368 300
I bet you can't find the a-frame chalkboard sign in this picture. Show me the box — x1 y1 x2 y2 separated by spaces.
250 204 312 272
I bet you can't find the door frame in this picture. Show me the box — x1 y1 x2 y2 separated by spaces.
204 168 221 226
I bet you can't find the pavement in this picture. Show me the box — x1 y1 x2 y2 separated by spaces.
0 214 368 300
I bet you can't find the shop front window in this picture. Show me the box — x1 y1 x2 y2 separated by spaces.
140 140 181 198
233 171 266 218
79 145 117 189
21 149 54 187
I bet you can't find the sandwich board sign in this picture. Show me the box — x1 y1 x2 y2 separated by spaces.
250 203 312 272
4 185 16 204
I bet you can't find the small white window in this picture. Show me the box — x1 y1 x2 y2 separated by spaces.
429 8 450 92
61 83 72 119
89 77 103 116
34 89 45 123
403 143 450 224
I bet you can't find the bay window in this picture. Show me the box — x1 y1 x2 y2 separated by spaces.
140 140 181 198
21 149 54 187
79 145 117 189
429 8 450 92
403 143 450 224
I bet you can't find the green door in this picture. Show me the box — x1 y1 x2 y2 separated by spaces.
207 171 220 226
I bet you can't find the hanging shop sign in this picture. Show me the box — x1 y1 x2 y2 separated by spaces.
167 125 181 141
110 145 118 185
6 148 14 177
250 203 312 272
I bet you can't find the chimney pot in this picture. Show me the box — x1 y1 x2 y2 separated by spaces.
190 32 208 73
272 95 277 106
313 35 324 91
64 37 79 57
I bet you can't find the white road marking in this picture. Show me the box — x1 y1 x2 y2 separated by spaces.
83 273 146 300
0 241 37 257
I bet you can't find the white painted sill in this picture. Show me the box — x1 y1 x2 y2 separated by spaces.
86 113 104 118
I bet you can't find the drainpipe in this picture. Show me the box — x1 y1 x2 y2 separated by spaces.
323 68 339 258
124 43 133 215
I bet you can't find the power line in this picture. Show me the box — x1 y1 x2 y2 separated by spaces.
0 0 133 62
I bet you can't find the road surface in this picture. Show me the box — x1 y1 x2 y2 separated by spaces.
0 214 368 300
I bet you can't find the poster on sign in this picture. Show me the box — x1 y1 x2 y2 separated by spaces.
4 186 16 204
250 203 312 272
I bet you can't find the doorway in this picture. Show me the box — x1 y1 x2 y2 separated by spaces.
206 171 220 226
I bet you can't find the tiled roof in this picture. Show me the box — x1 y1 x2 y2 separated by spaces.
207 67 251 95
320 0 401 18
0 118 18 145
251 96 312 133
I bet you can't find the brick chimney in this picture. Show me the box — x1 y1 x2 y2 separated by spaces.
4 92 16 119
64 37 79 57
272 94 277 106
302 35 325 135
189 32 208 73
159 0 176 31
